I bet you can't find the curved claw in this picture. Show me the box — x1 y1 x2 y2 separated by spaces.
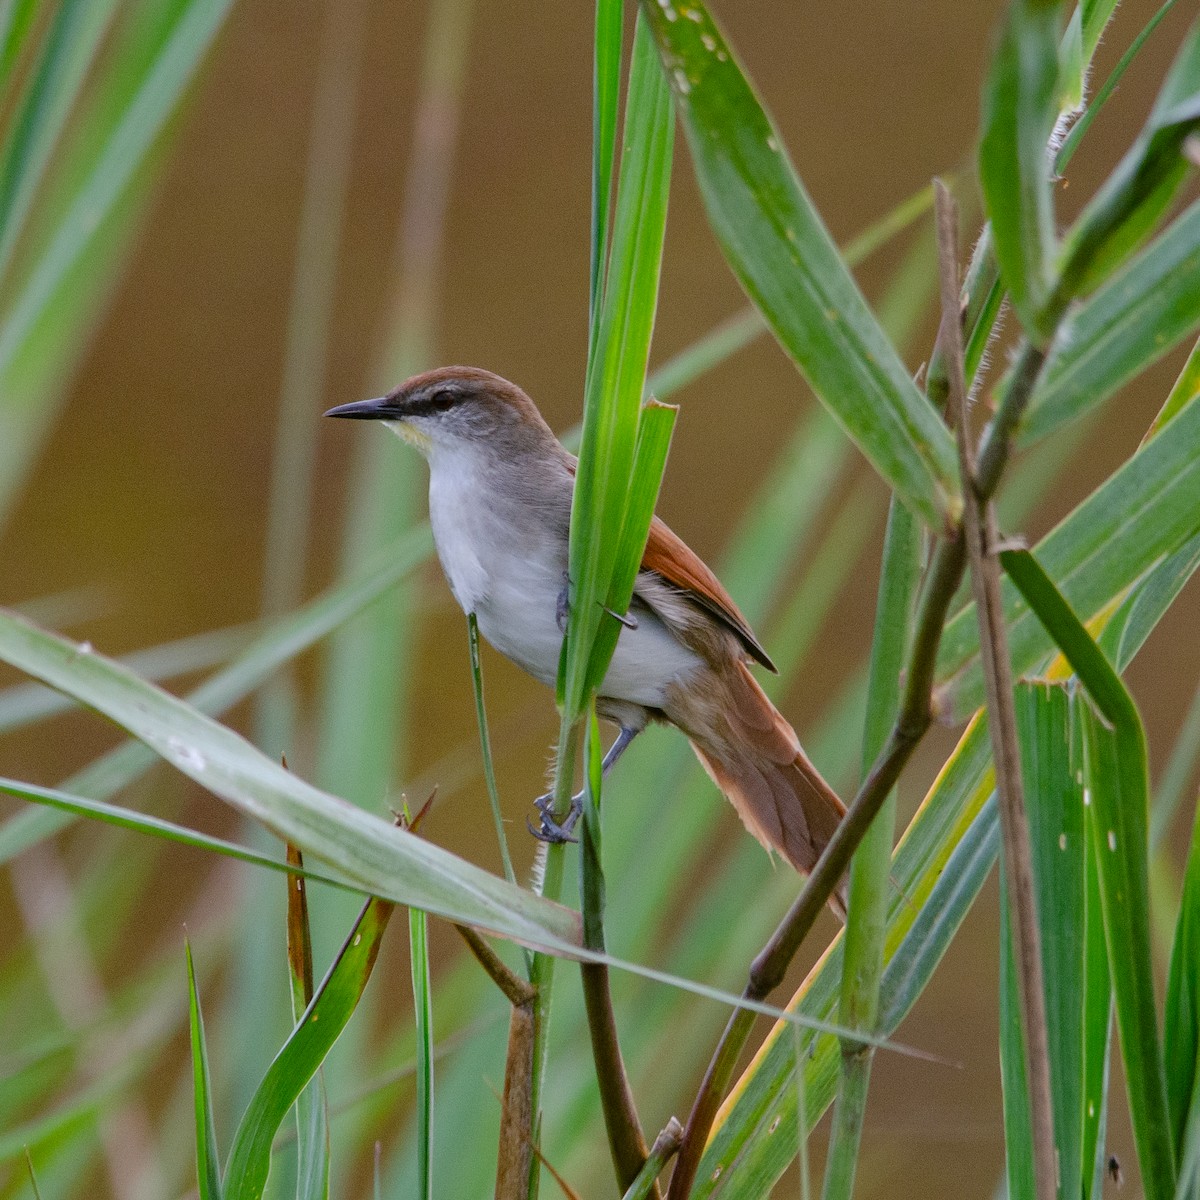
526 810 579 844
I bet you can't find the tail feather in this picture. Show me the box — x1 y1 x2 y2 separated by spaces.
670 660 848 915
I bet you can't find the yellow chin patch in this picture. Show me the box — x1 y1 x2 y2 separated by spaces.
389 419 432 454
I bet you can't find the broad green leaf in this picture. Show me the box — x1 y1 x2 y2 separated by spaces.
1165 785 1200 1156
0 608 583 952
978 0 1067 338
0 622 247 734
935 391 1200 719
1022 199 1200 444
639 0 960 531
1059 15 1200 295
187 941 223 1200
224 895 394 1200
1001 547 1175 1199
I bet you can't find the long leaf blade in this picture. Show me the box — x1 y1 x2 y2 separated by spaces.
639 0 960 531
224 896 394 1199
0 608 582 952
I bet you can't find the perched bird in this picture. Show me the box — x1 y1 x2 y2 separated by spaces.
327 366 845 888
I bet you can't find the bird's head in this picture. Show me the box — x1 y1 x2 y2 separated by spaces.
324 366 551 459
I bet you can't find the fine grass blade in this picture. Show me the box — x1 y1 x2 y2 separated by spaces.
0 0 239 516
0 525 433 865
1153 332 1200 434
0 608 582 951
978 0 1068 339
638 0 960 532
410 904 434 1200
1056 0 1181 172
935 390 1200 720
822 496 920 1200
1165 783 1200 1157
1058 14 1200 296
0 776 353 891
287 847 331 1200
1022 199 1200 445
1001 547 1175 1199
186 941 224 1200
223 895 394 1200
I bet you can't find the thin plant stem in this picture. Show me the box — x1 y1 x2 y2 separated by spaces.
525 711 581 1198
580 711 656 1195
467 612 518 886
622 1120 684 1200
936 181 1056 1200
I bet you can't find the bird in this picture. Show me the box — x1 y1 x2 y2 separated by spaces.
326 366 846 892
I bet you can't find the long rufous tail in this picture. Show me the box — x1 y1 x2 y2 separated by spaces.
669 660 848 916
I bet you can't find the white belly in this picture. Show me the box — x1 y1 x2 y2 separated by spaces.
428 460 699 708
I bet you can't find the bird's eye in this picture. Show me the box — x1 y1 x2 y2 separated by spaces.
413 388 457 415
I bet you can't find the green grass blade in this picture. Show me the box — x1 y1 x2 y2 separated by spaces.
223 896 394 1200
410 904 434 1200
1165 781 1200 1156
999 682 1089 1200
0 526 432 864
466 612 516 885
584 398 678 692
639 0 960 531
1056 0 1180 172
590 0 621 337
1058 15 1200 296
978 0 1067 339
287 848 331 1200
563 9 674 714
1000 546 1175 1198
0 0 37 87
1081 705 1175 1198
822 496 920 1200
0 0 239 514
0 776 353 891
1152 331 1200 435
935 391 1200 719
186 941 223 1200
1022 199 1200 444
0 622 247 734
1151 674 1200 849
0 608 583 951
0 0 119 282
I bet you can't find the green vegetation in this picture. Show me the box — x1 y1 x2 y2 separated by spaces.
1 1 1199 1197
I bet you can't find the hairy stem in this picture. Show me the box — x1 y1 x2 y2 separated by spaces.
935 184 1056 1200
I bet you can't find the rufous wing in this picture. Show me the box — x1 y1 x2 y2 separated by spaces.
640 516 777 672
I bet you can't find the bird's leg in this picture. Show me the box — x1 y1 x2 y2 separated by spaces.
530 725 640 843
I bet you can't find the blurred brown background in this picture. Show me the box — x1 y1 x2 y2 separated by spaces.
2 1 1197 1195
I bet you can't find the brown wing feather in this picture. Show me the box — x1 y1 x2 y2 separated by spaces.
641 516 777 673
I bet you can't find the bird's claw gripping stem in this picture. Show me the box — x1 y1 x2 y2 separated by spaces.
527 788 582 844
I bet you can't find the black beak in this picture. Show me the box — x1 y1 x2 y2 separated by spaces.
324 396 399 420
